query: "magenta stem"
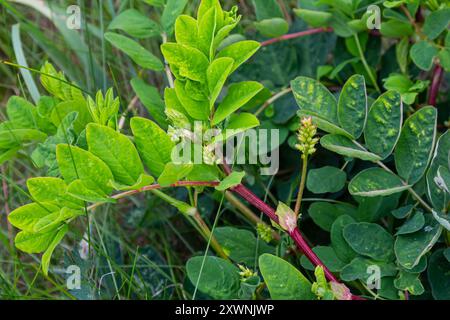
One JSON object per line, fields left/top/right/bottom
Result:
{"left": 428, "top": 64, "right": 443, "bottom": 106}
{"left": 260, "top": 27, "right": 333, "bottom": 47}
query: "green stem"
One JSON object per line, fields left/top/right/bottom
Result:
{"left": 294, "top": 155, "right": 308, "bottom": 216}
{"left": 353, "top": 34, "right": 381, "bottom": 93}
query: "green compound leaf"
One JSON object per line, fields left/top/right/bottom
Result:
{"left": 306, "top": 166, "right": 346, "bottom": 194}
{"left": 161, "top": 0, "right": 189, "bottom": 35}
{"left": 320, "top": 134, "right": 381, "bottom": 161}
{"left": 428, "top": 249, "right": 450, "bottom": 300}
{"left": 215, "top": 171, "right": 245, "bottom": 191}
{"left": 300, "top": 246, "right": 346, "bottom": 272}
{"left": 175, "top": 15, "right": 198, "bottom": 47}
{"left": 42, "top": 224, "right": 68, "bottom": 276}
{"left": 340, "top": 257, "right": 397, "bottom": 282}
{"left": 161, "top": 43, "right": 209, "bottom": 82}
{"left": 394, "top": 106, "right": 437, "bottom": 184}
{"left": 348, "top": 167, "right": 410, "bottom": 197}
{"left": 6, "top": 96, "right": 37, "bottom": 129}
{"left": 67, "top": 180, "right": 115, "bottom": 203}
{"left": 130, "top": 117, "right": 174, "bottom": 177}
{"left": 331, "top": 215, "right": 358, "bottom": 263}
{"left": 130, "top": 78, "right": 167, "bottom": 129}
{"left": 395, "top": 215, "right": 442, "bottom": 269}
{"left": 396, "top": 211, "right": 425, "bottom": 235}
{"left": 394, "top": 270, "right": 424, "bottom": 296}
{"left": 426, "top": 131, "right": 450, "bottom": 212}
{"left": 254, "top": 18, "right": 289, "bottom": 38}
{"left": 423, "top": 8, "right": 450, "bottom": 40}
{"left": 186, "top": 255, "right": 240, "bottom": 299}
{"left": 308, "top": 202, "right": 357, "bottom": 232}
{"left": 174, "top": 79, "right": 210, "bottom": 120}
{"left": 56, "top": 144, "right": 113, "bottom": 195}
{"left": 343, "top": 222, "right": 395, "bottom": 261}
{"left": 294, "top": 8, "right": 332, "bottom": 27}
{"left": 291, "top": 76, "right": 338, "bottom": 127}
{"left": 8, "top": 202, "right": 59, "bottom": 232}
{"left": 337, "top": 74, "right": 367, "bottom": 139}
{"left": 410, "top": 40, "right": 438, "bottom": 71}
{"left": 27, "top": 177, "right": 83, "bottom": 209}
{"left": 108, "top": 9, "right": 161, "bottom": 38}
{"left": 14, "top": 229, "right": 59, "bottom": 254}
{"left": 225, "top": 113, "right": 260, "bottom": 131}
{"left": 364, "top": 91, "right": 403, "bottom": 160}
{"left": 0, "top": 128, "right": 46, "bottom": 149}
{"left": 157, "top": 162, "right": 193, "bottom": 187}
{"left": 104, "top": 32, "right": 163, "bottom": 71}
{"left": 212, "top": 81, "right": 263, "bottom": 125}
{"left": 86, "top": 123, "right": 144, "bottom": 186}
{"left": 259, "top": 254, "right": 315, "bottom": 300}
{"left": 214, "top": 227, "right": 274, "bottom": 267}
{"left": 216, "top": 40, "right": 260, "bottom": 72}
{"left": 207, "top": 57, "right": 234, "bottom": 107}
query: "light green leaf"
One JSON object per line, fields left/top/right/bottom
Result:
{"left": 108, "top": 9, "right": 161, "bottom": 38}
{"left": 364, "top": 91, "right": 403, "bottom": 159}
{"left": 50, "top": 100, "right": 92, "bottom": 134}
{"left": 56, "top": 144, "right": 113, "bottom": 195}
{"left": 67, "top": 179, "right": 115, "bottom": 203}
{"left": 225, "top": 113, "right": 260, "bottom": 131}
{"left": 130, "top": 117, "right": 174, "bottom": 177}
{"left": 410, "top": 41, "right": 438, "bottom": 71}
{"left": 380, "top": 20, "right": 413, "bottom": 38}
{"left": 212, "top": 81, "right": 263, "bottom": 125}
{"left": 215, "top": 171, "right": 245, "bottom": 191}
{"left": 395, "top": 215, "right": 442, "bottom": 269}
{"left": 6, "top": 96, "right": 36, "bottom": 129}
{"left": 186, "top": 255, "right": 240, "bottom": 299}
{"left": 294, "top": 9, "right": 332, "bottom": 27}
{"left": 207, "top": 57, "right": 234, "bottom": 107}
{"left": 254, "top": 18, "right": 289, "bottom": 38}
{"left": 42, "top": 224, "right": 68, "bottom": 275}
{"left": 33, "top": 207, "right": 82, "bottom": 233}
{"left": 259, "top": 254, "right": 314, "bottom": 300}
{"left": 27, "top": 177, "right": 83, "bottom": 209}
{"left": 175, "top": 15, "right": 198, "bottom": 47}
{"left": 86, "top": 123, "right": 144, "bottom": 186}
{"left": 0, "top": 147, "right": 20, "bottom": 165}
{"left": 320, "top": 134, "right": 381, "bottom": 161}
{"left": 306, "top": 166, "right": 346, "bottom": 194}
{"left": 216, "top": 40, "right": 260, "bottom": 72}
{"left": 252, "top": 0, "right": 283, "bottom": 20}
{"left": 130, "top": 78, "right": 167, "bottom": 129}
{"left": 349, "top": 168, "right": 410, "bottom": 197}
{"left": 198, "top": 6, "right": 217, "bottom": 58}
{"left": 8, "top": 202, "right": 59, "bottom": 232}
{"left": 15, "top": 229, "right": 58, "bottom": 253}
{"left": 174, "top": 79, "right": 210, "bottom": 120}
{"left": 395, "top": 106, "right": 437, "bottom": 184}
{"left": 396, "top": 37, "right": 409, "bottom": 74}
{"left": 423, "top": 8, "right": 450, "bottom": 40}
{"left": 0, "top": 128, "right": 46, "bottom": 149}
{"left": 214, "top": 227, "right": 274, "bottom": 267}
{"left": 109, "top": 174, "right": 155, "bottom": 191}
{"left": 343, "top": 222, "right": 395, "bottom": 261}
{"left": 337, "top": 75, "right": 367, "bottom": 139}
{"left": 161, "top": 43, "right": 209, "bottom": 82}
{"left": 105, "top": 32, "right": 163, "bottom": 71}
{"left": 158, "top": 162, "right": 193, "bottom": 187}
{"left": 426, "top": 131, "right": 450, "bottom": 212}
{"left": 161, "top": 0, "right": 189, "bottom": 35}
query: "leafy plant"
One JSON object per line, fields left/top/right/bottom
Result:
{"left": 0, "top": 0, "right": 449, "bottom": 301}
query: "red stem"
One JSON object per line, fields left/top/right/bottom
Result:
{"left": 428, "top": 64, "right": 443, "bottom": 106}
{"left": 260, "top": 27, "right": 333, "bottom": 47}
